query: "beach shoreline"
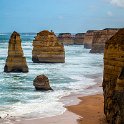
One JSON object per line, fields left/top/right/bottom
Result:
{"left": 13, "top": 94, "right": 106, "bottom": 124}
{"left": 9, "top": 76, "right": 107, "bottom": 124}
{"left": 0, "top": 91, "right": 107, "bottom": 124}
{"left": 0, "top": 75, "right": 105, "bottom": 124}
{"left": 67, "top": 94, "right": 107, "bottom": 124}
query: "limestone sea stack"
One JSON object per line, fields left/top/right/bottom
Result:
{"left": 33, "top": 75, "right": 53, "bottom": 91}
{"left": 57, "top": 33, "right": 74, "bottom": 45}
{"left": 32, "top": 30, "right": 65, "bottom": 63}
{"left": 4, "top": 31, "right": 28, "bottom": 72}
{"left": 90, "top": 28, "right": 119, "bottom": 53}
{"left": 74, "top": 33, "right": 85, "bottom": 45}
{"left": 103, "top": 29, "right": 124, "bottom": 124}
{"left": 83, "top": 30, "right": 97, "bottom": 49}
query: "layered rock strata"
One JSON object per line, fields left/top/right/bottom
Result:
{"left": 32, "top": 30, "right": 65, "bottom": 63}
{"left": 74, "top": 33, "right": 85, "bottom": 45}
{"left": 57, "top": 33, "right": 74, "bottom": 45}
{"left": 4, "top": 31, "right": 28, "bottom": 72}
{"left": 83, "top": 30, "right": 97, "bottom": 49}
{"left": 90, "top": 28, "right": 119, "bottom": 53}
{"left": 103, "top": 29, "right": 124, "bottom": 124}
{"left": 33, "top": 75, "right": 53, "bottom": 91}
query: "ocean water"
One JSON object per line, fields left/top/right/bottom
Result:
{"left": 0, "top": 33, "right": 103, "bottom": 121}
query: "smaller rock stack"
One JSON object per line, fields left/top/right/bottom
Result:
{"left": 33, "top": 75, "right": 53, "bottom": 91}
{"left": 74, "top": 33, "right": 85, "bottom": 45}
{"left": 57, "top": 33, "right": 74, "bottom": 45}
{"left": 4, "top": 31, "right": 28, "bottom": 73}
{"left": 32, "top": 30, "right": 65, "bottom": 63}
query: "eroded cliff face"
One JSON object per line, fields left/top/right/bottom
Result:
{"left": 32, "top": 30, "right": 65, "bottom": 63}
{"left": 83, "top": 30, "right": 97, "bottom": 49}
{"left": 4, "top": 31, "right": 28, "bottom": 72}
{"left": 74, "top": 33, "right": 85, "bottom": 45}
{"left": 103, "top": 29, "right": 124, "bottom": 124}
{"left": 57, "top": 33, "right": 74, "bottom": 45}
{"left": 90, "top": 29, "right": 119, "bottom": 53}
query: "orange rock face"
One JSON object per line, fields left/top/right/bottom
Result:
{"left": 32, "top": 30, "right": 65, "bottom": 63}
{"left": 103, "top": 29, "right": 124, "bottom": 124}
{"left": 57, "top": 33, "right": 74, "bottom": 45}
{"left": 74, "top": 33, "right": 85, "bottom": 45}
{"left": 4, "top": 31, "right": 28, "bottom": 72}
{"left": 90, "top": 28, "right": 119, "bottom": 53}
{"left": 83, "top": 30, "right": 97, "bottom": 49}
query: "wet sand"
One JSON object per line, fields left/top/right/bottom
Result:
{"left": 11, "top": 76, "right": 107, "bottom": 124}
{"left": 67, "top": 94, "right": 107, "bottom": 124}
{"left": 14, "top": 111, "right": 79, "bottom": 124}
{"left": 13, "top": 94, "right": 107, "bottom": 124}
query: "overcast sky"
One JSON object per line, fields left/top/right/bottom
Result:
{"left": 0, "top": 0, "right": 124, "bottom": 33}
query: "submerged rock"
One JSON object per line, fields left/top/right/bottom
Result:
{"left": 103, "top": 28, "right": 124, "bottom": 124}
{"left": 33, "top": 75, "right": 53, "bottom": 91}
{"left": 4, "top": 31, "right": 28, "bottom": 73}
{"left": 32, "top": 30, "right": 65, "bottom": 63}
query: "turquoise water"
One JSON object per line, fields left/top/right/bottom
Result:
{"left": 0, "top": 34, "right": 103, "bottom": 120}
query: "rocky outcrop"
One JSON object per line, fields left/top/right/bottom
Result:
{"left": 83, "top": 30, "right": 97, "bottom": 49}
{"left": 74, "top": 33, "right": 85, "bottom": 45}
{"left": 103, "top": 29, "right": 124, "bottom": 124}
{"left": 4, "top": 31, "right": 28, "bottom": 72}
{"left": 32, "top": 30, "right": 65, "bottom": 63}
{"left": 57, "top": 33, "right": 74, "bottom": 45}
{"left": 90, "top": 28, "right": 119, "bottom": 53}
{"left": 33, "top": 75, "right": 53, "bottom": 90}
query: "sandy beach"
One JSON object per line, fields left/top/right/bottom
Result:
{"left": 13, "top": 94, "right": 107, "bottom": 124}
{"left": 67, "top": 94, "right": 107, "bottom": 124}
{"left": 0, "top": 76, "right": 105, "bottom": 124}
{"left": 8, "top": 76, "right": 106, "bottom": 124}
{"left": 13, "top": 93, "right": 107, "bottom": 124}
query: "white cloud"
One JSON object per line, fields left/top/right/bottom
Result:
{"left": 107, "top": 11, "right": 113, "bottom": 16}
{"left": 109, "top": 0, "right": 124, "bottom": 7}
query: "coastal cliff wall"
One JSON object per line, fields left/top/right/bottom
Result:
{"left": 57, "top": 33, "right": 74, "bottom": 45}
{"left": 83, "top": 30, "right": 96, "bottom": 49}
{"left": 90, "top": 29, "right": 118, "bottom": 53}
{"left": 74, "top": 33, "right": 85, "bottom": 45}
{"left": 32, "top": 30, "right": 65, "bottom": 63}
{"left": 103, "top": 29, "right": 124, "bottom": 124}
{"left": 4, "top": 31, "right": 28, "bottom": 72}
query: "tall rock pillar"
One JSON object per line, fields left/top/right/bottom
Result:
{"left": 4, "top": 31, "right": 28, "bottom": 72}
